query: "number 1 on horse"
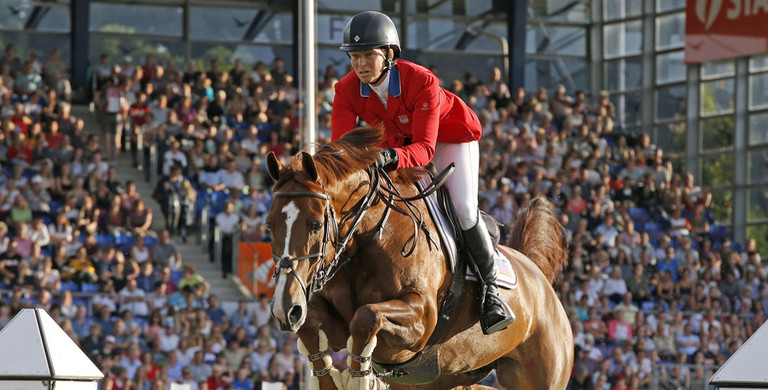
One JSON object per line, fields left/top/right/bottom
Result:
{"left": 266, "top": 128, "right": 574, "bottom": 390}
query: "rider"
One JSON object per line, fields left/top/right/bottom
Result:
{"left": 331, "top": 11, "right": 515, "bottom": 335}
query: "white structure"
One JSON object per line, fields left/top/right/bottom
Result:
{"left": 710, "top": 320, "right": 768, "bottom": 389}
{"left": 0, "top": 308, "right": 103, "bottom": 390}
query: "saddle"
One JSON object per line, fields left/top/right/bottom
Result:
{"left": 370, "top": 167, "right": 515, "bottom": 385}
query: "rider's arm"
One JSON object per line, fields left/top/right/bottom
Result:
{"left": 331, "top": 80, "right": 359, "bottom": 141}
{"left": 391, "top": 72, "right": 441, "bottom": 169}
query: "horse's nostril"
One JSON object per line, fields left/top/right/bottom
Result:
{"left": 287, "top": 305, "right": 303, "bottom": 326}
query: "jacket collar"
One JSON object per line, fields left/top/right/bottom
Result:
{"left": 359, "top": 65, "right": 401, "bottom": 98}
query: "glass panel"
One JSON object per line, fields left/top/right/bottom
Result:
{"left": 89, "top": 37, "right": 185, "bottom": 73}
{"left": 465, "top": 0, "right": 496, "bottom": 16}
{"left": 524, "top": 58, "right": 589, "bottom": 94}
{"left": 654, "top": 123, "right": 686, "bottom": 155}
{"left": 750, "top": 54, "right": 768, "bottom": 72}
{"left": 318, "top": 14, "right": 357, "bottom": 46}
{"left": 604, "top": 0, "right": 643, "bottom": 21}
{"left": 612, "top": 91, "right": 642, "bottom": 128}
{"left": 318, "top": 47, "right": 352, "bottom": 82}
{"left": 322, "top": 0, "right": 392, "bottom": 12}
{"left": 190, "top": 8, "right": 293, "bottom": 44}
{"left": 657, "top": 0, "right": 686, "bottom": 12}
{"left": 656, "top": 51, "right": 686, "bottom": 84}
{"left": 0, "top": 33, "right": 70, "bottom": 69}
{"left": 411, "top": 52, "right": 503, "bottom": 87}
{"left": 709, "top": 189, "right": 733, "bottom": 225}
{"left": 526, "top": 25, "right": 587, "bottom": 57}
{"left": 749, "top": 112, "right": 768, "bottom": 146}
{"left": 656, "top": 13, "right": 685, "bottom": 50}
{"left": 748, "top": 150, "right": 768, "bottom": 184}
{"left": 604, "top": 21, "right": 643, "bottom": 58}
{"left": 90, "top": 3, "right": 182, "bottom": 37}
{"left": 701, "top": 116, "right": 734, "bottom": 151}
{"left": 701, "top": 60, "right": 735, "bottom": 79}
{"left": 190, "top": 43, "right": 293, "bottom": 74}
{"left": 403, "top": 0, "right": 493, "bottom": 15}
{"left": 407, "top": 19, "right": 508, "bottom": 54}
{"left": 604, "top": 56, "right": 641, "bottom": 92}
{"left": 529, "top": 0, "right": 590, "bottom": 22}
{"left": 700, "top": 79, "right": 735, "bottom": 116}
{"left": 748, "top": 190, "right": 768, "bottom": 221}
{"left": 750, "top": 73, "right": 768, "bottom": 110}
{"left": 700, "top": 154, "right": 734, "bottom": 187}
{"left": 746, "top": 225, "right": 768, "bottom": 258}
{"left": 656, "top": 85, "right": 686, "bottom": 121}
{"left": 0, "top": 1, "right": 69, "bottom": 32}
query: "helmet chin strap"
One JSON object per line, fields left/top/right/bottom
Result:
{"left": 369, "top": 47, "right": 392, "bottom": 86}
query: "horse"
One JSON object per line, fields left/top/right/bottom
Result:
{"left": 266, "top": 127, "right": 573, "bottom": 390}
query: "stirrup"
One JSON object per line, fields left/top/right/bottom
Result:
{"left": 481, "top": 290, "right": 516, "bottom": 335}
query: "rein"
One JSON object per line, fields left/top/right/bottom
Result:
{"left": 272, "top": 168, "right": 381, "bottom": 301}
{"left": 271, "top": 164, "right": 453, "bottom": 301}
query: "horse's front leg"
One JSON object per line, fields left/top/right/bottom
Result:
{"left": 344, "top": 292, "right": 430, "bottom": 390}
{"left": 297, "top": 297, "right": 350, "bottom": 390}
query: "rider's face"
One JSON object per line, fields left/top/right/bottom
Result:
{"left": 349, "top": 49, "right": 387, "bottom": 86}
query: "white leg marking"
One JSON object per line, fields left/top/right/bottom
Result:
{"left": 281, "top": 201, "right": 300, "bottom": 258}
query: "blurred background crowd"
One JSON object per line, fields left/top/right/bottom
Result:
{"left": 0, "top": 43, "right": 764, "bottom": 390}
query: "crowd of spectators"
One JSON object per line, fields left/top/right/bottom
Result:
{"left": 0, "top": 41, "right": 766, "bottom": 390}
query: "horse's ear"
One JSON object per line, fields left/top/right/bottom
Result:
{"left": 301, "top": 151, "right": 318, "bottom": 182}
{"left": 266, "top": 152, "right": 281, "bottom": 181}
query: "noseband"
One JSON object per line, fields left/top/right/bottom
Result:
{"left": 272, "top": 168, "right": 381, "bottom": 301}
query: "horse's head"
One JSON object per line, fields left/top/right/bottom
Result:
{"left": 266, "top": 151, "right": 335, "bottom": 332}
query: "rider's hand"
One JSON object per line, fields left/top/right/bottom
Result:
{"left": 374, "top": 147, "right": 399, "bottom": 171}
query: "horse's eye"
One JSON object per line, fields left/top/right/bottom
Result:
{"left": 311, "top": 221, "right": 323, "bottom": 233}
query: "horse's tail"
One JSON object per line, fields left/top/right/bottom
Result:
{"left": 506, "top": 196, "right": 569, "bottom": 284}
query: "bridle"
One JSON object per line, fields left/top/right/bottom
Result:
{"left": 271, "top": 167, "right": 381, "bottom": 301}
{"left": 271, "top": 164, "right": 453, "bottom": 301}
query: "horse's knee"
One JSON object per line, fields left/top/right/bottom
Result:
{"left": 350, "top": 304, "right": 381, "bottom": 338}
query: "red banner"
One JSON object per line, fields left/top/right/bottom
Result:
{"left": 685, "top": 0, "right": 768, "bottom": 64}
{"left": 237, "top": 242, "right": 276, "bottom": 298}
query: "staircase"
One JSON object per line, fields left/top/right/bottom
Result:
{"left": 73, "top": 105, "right": 248, "bottom": 301}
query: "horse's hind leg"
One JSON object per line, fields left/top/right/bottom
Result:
{"left": 495, "top": 331, "right": 572, "bottom": 389}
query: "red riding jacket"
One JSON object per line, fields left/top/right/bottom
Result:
{"left": 331, "top": 60, "right": 482, "bottom": 169}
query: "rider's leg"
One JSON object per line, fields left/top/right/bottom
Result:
{"left": 432, "top": 141, "right": 515, "bottom": 335}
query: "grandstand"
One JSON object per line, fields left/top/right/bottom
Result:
{"left": 0, "top": 1, "right": 766, "bottom": 390}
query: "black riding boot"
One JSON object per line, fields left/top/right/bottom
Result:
{"left": 463, "top": 216, "right": 516, "bottom": 335}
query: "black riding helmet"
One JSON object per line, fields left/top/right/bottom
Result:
{"left": 340, "top": 11, "right": 401, "bottom": 58}
{"left": 340, "top": 11, "right": 401, "bottom": 85}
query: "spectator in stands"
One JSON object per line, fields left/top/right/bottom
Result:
{"left": 95, "top": 65, "right": 125, "bottom": 162}
{"left": 150, "top": 229, "right": 181, "bottom": 270}
{"left": 15, "top": 61, "right": 43, "bottom": 96}
{"left": 120, "top": 278, "right": 150, "bottom": 317}
{"left": 215, "top": 201, "right": 243, "bottom": 278}
{"left": 221, "top": 159, "right": 245, "bottom": 195}
{"left": 178, "top": 264, "right": 209, "bottom": 296}
{"left": 127, "top": 198, "right": 153, "bottom": 234}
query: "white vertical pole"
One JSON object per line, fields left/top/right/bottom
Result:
{"left": 298, "top": 5, "right": 317, "bottom": 389}
{"left": 300, "top": 0, "right": 317, "bottom": 154}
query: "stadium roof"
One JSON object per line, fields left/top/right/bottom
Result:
{"left": 710, "top": 320, "right": 768, "bottom": 388}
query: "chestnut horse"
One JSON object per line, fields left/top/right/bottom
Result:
{"left": 266, "top": 128, "right": 573, "bottom": 390}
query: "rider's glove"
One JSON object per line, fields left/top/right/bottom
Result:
{"left": 374, "top": 147, "right": 399, "bottom": 171}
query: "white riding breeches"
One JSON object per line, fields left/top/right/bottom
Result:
{"left": 431, "top": 141, "right": 479, "bottom": 231}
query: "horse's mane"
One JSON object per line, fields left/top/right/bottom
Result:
{"left": 277, "top": 126, "right": 424, "bottom": 188}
